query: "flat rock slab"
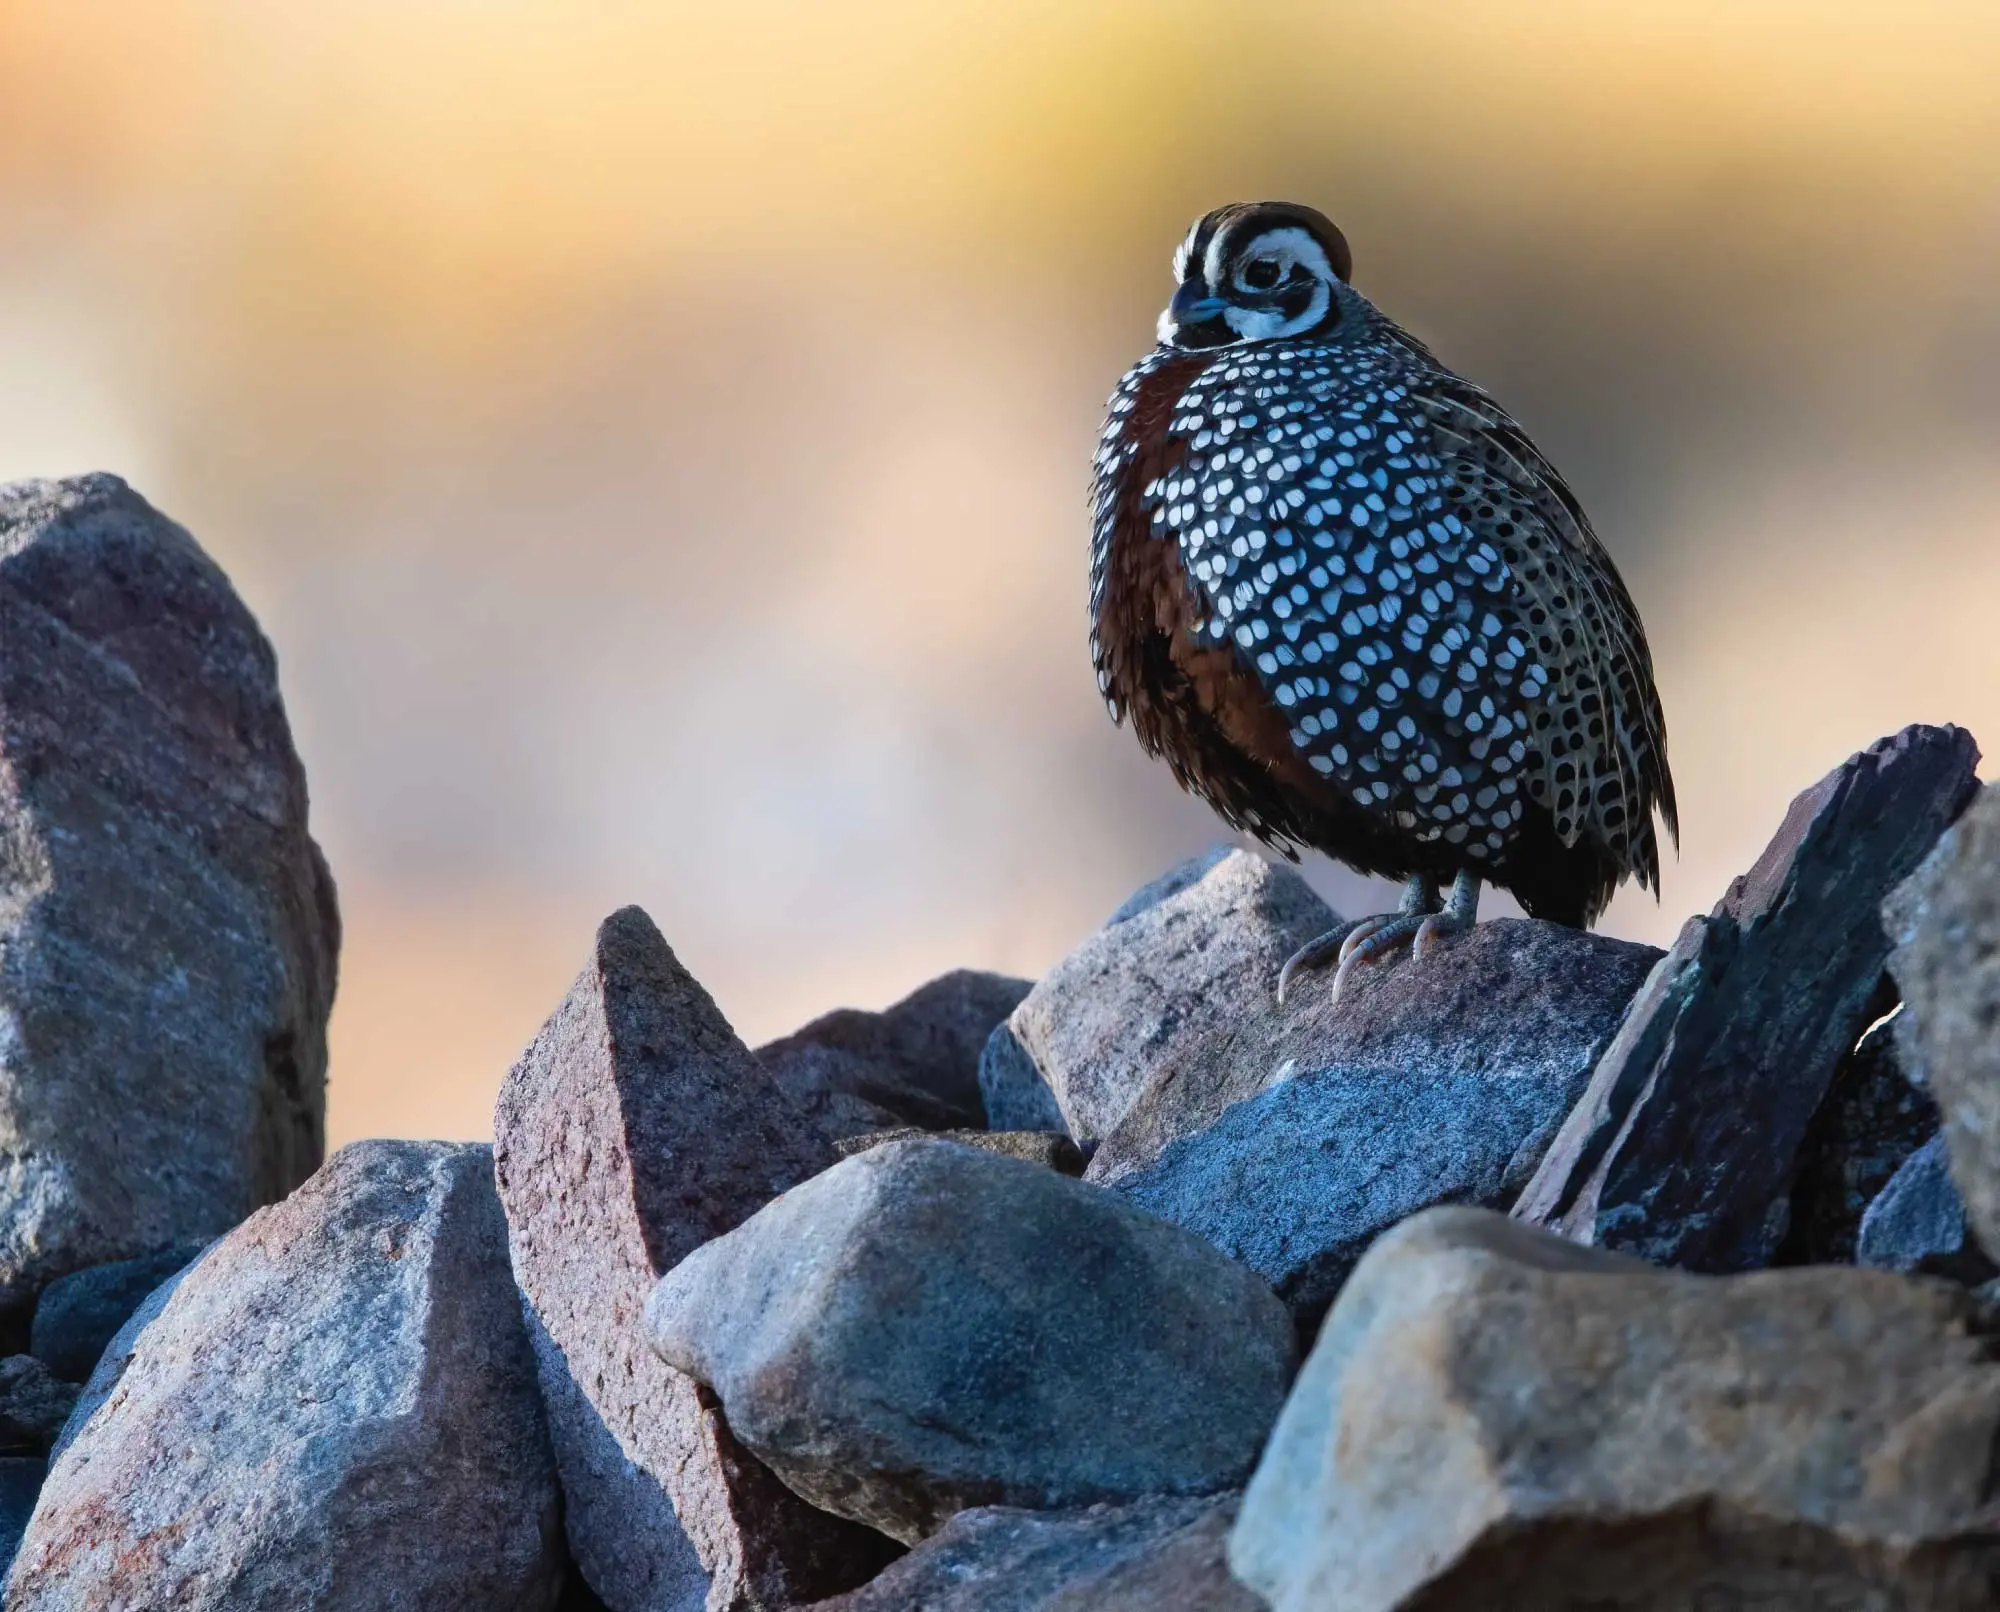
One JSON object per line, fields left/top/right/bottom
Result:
{"left": 1091, "top": 918, "right": 1657, "bottom": 1187}
{"left": 29, "top": 1243, "right": 207, "bottom": 1385}
{"left": 493, "top": 907, "right": 895, "bottom": 1612}
{"left": 646, "top": 1138, "right": 1296, "bottom": 1546}
{"left": 8, "top": 1141, "right": 564, "bottom": 1611}
{"left": 1888, "top": 783, "right": 2000, "bottom": 1257}
{"left": 833, "top": 1128, "right": 1085, "bottom": 1176}
{"left": 0, "top": 475, "right": 340, "bottom": 1308}
{"left": 1008, "top": 850, "right": 1336, "bottom": 1144}
{"left": 757, "top": 969, "right": 1029, "bottom": 1138}
{"left": 1233, "top": 1206, "right": 2000, "bottom": 1612}
{"left": 805, "top": 1494, "right": 1259, "bottom": 1612}
{"left": 1516, "top": 724, "right": 1981, "bottom": 1271}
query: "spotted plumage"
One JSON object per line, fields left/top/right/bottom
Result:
{"left": 1092, "top": 202, "right": 1675, "bottom": 935}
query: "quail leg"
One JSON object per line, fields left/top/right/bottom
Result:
{"left": 1277, "top": 873, "right": 1438, "bottom": 1005}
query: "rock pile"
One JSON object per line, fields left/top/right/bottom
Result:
{"left": 0, "top": 474, "right": 1996, "bottom": 1611}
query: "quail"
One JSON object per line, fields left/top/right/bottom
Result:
{"left": 1090, "top": 202, "right": 1676, "bottom": 999}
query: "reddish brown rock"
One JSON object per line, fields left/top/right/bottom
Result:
{"left": 492, "top": 907, "right": 897, "bottom": 1612}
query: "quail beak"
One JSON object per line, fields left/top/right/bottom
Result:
{"left": 1169, "top": 281, "right": 1230, "bottom": 325}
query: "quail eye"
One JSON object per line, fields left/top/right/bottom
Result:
{"left": 1239, "top": 259, "right": 1284, "bottom": 292}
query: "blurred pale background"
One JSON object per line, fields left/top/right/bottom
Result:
{"left": 1, "top": 3, "right": 1995, "bottom": 1145}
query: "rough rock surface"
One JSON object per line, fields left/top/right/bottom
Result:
{"left": 29, "top": 1242, "right": 206, "bottom": 1384}
{"left": 1234, "top": 1205, "right": 2000, "bottom": 1612}
{"left": 832, "top": 1128, "right": 1085, "bottom": 1176}
{"left": 978, "top": 1022, "right": 1068, "bottom": 1134}
{"left": 0, "top": 1357, "right": 76, "bottom": 1455}
{"left": 1856, "top": 1135, "right": 1993, "bottom": 1281}
{"left": 1103, "top": 845, "right": 1235, "bottom": 927}
{"left": 0, "top": 1455, "right": 42, "bottom": 1581}
{"left": 493, "top": 907, "right": 895, "bottom": 1612}
{"left": 757, "top": 969, "right": 1030, "bottom": 1138}
{"left": 0, "top": 475, "right": 341, "bottom": 1308}
{"left": 1111, "top": 1049, "right": 1606, "bottom": 1329}
{"left": 45, "top": 1244, "right": 205, "bottom": 1468}
{"left": 806, "top": 1494, "right": 1259, "bottom": 1612}
{"left": 8, "top": 1141, "right": 564, "bottom": 1611}
{"left": 1007, "top": 850, "right": 1335, "bottom": 1144}
{"left": 646, "top": 1139, "right": 1296, "bottom": 1546}
{"left": 1888, "top": 783, "right": 2000, "bottom": 1257}
{"left": 1516, "top": 725, "right": 1981, "bottom": 1271}
{"left": 1090, "top": 918, "right": 1657, "bottom": 1187}
{"left": 1778, "top": 1018, "right": 1940, "bottom": 1267}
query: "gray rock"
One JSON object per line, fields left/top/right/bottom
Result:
{"left": 1888, "top": 783, "right": 2000, "bottom": 1258}
{"left": 492, "top": 907, "right": 896, "bottom": 1612}
{"left": 1857, "top": 1134, "right": 1992, "bottom": 1281}
{"left": 0, "top": 1457, "right": 42, "bottom": 1584}
{"left": 0, "top": 475, "right": 340, "bottom": 1310}
{"left": 0, "top": 1359, "right": 75, "bottom": 1456}
{"left": 806, "top": 1494, "right": 1260, "bottom": 1611}
{"left": 646, "top": 1138, "right": 1296, "bottom": 1547}
{"left": 978, "top": 1022, "right": 1069, "bottom": 1134}
{"left": 1110, "top": 1051, "right": 1597, "bottom": 1329}
{"left": 833, "top": 1129, "right": 1086, "bottom": 1176}
{"left": 29, "top": 1242, "right": 206, "bottom": 1383}
{"left": 1091, "top": 918, "right": 1657, "bottom": 1188}
{"left": 7, "top": 1141, "right": 564, "bottom": 1611}
{"left": 45, "top": 1243, "right": 207, "bottom": 1467}
{"left": 1103, "top": 845, "right": 1236, "bottom": 927}
{"left": 757, "top": 969, "right": 1031, "bottom": 1137}
{"left": 1232, "top": 1206, "right": 2000, "bottom": 1612}
{"left": 1008, "top": 851, "right": 1335, "bottom": 1144}
{"left": 1516, "top": 724, "right": 1981, "bottom": 1272}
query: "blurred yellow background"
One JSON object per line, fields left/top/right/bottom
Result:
{"left": 1, "top": 2, "right": 1995, "bottom": 1144}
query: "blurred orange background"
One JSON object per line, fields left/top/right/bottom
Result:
{"left": 1, "top": 2, "right": 1995, "bottom": 1144}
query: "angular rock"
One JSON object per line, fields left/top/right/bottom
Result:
{"left": 45, "top": 1243, "right": 206, "bottom": 1468}
{"left": 1857, "top": 1135, "right": 1994, "bottom": 1283}
{"left": 832, "top": 1128, "right": 1085, "bottom": 1176}
{"left": 646, "top": 1139, "right": 1296, "bottom": 1546}
{"left": 806, "top": 1494, "right": 1259, "bottom": 1612}
{"left": 1888, "top": 783, "right": 2000, "bottom": 1257}
{"left": 1778, "top": 1016, "right": 1940, "bottom": 1267}
{"left": 8, "top": 1141, "right": 563, "bottom": 1611}
{"left": 1516, "top": 724, "right": 1981, "bottom": 1271}
{"left": 1091, "top": 918, "right": 1657, "bottom": 1187}
{"left": 0, "top": 1358, "right": 76, "bottom": 1456}
{"left": 0, "top": 1456, "right": 43, "bottom": 1583}
{"left": 1103, "top": 845, "right": 1235, "bottom": 927}
{"left": 977, "top": 1022, "right": 1068, "bottom": 1134}
{"left": 1008, "top": 850, "right": 1335, "bottom": 1144}
{"left": 757, "top": 969, "right": 1031, "bottom": 1138}
{"left": 493, "top": 907, "right": 896, "bottom": 1612}
{"left": 0, "top": 476, "right": 340, "bottom": 1311}
{"left": 29, "top": 1242, "right": 206, "bottom": 1383}
{"left": 1233, "top": 1205, "right": 2000, "bottom": 1612}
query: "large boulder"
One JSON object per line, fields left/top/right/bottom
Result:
{"left": 7, "top": 1141, "right": 564, "bottom": 1611}
{"left": 492, "top": 907, "right": 895, "bottom": 1612}
{"left": 1006, "top": 851, "right": 1335, "bottom": 1144}
{"left": 0, "top": 475, "right": 340, "bottom": 1309}
{"left": 645, "top": 1138, "right": 1296, "bottom": 1547}
{"left": 1231, "top": 1206, "right": 2000, "bottom": 1612}
{"left": 1516, "top": 724, "right": 1981, "bottom": 1271}
{"left": 1888, "top": 783, "right": 2000, "bottom": 1256}
{"left": 1090, "top": 918, "right": 1657, "bottom": 1188}
{"left": 28, "top": 1242, "right": 207, "bottom": 1384}
{"left": 756, "top": 969, "right": 1030, "bottom": 1138}
{"left": 805, "top": 1494, "right": 1259, "bottom": 1612}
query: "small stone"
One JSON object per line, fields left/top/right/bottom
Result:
{"left": 1091, "top": 918, "right": 1656, "bottom": 1187}
{"left": 0, "top": 475, "right": 340, "bottom": 1311}
{"left": 1232, "top": 1206, "right": 2000, "bottom": 1612}
{"left": 833, "top": 1128, "right": 1086, "bottom": 1176}
{"left": 758, "top": 969, "right": 1031, "bottom": 1137}
{"left": 977, "top": 1022, "right": 1068, "bottom": 1134}
{"left": 0, "top": 1357, "right": 77, "bottom": 1455}
{"left": 29, "top": 1242, "right": 208, "bottom": 1383}
{"left": 1857, "top": 1135, "right": 1994, "bottom": 1282}
{"left": 1888, "top": 783, "right": 2000, "bottom": 1258}
{"left": 1008, "top": 850, "right": 1335, "bottom": 1144}
{"left": 645, "top": 1138, "right": 1296, "bottom": 1546}
{"left": 1516, "top": 724, "right": 1981, "bottom": 1271}
{"left": 805, "top": 1494, "right": 1260, "bottom": 1611}
{"left": 493, "top": 907, "right": 896, "bottom": 1612}
{"left": 8, "top": 1141, "right": 564, "bottom": 1611}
